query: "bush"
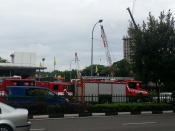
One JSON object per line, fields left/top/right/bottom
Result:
{"left": 9, "top": 102, "right": 173, "bottom": 115}
{"left": 87, "top": 103, "right": 172, "bottom": 113}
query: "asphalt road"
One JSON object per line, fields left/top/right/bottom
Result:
{"left": 30, "top": 113, "right": 175, "bottom": 131}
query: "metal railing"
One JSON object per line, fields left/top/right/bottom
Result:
{"left": 72, "top": 94, "right": 173, "bottom": 104}
{"left": 0, "top": 94, "right": 173, "bottom": 105}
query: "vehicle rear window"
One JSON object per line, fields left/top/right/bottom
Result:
{"left": 26, "top": 88, "right": 49, "bottom": 96}
{"left": 8, "top": 88, "right": 25, "bottom": 96}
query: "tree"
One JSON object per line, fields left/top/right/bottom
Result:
{"left": 0, "top": 57, "right": 7, "bottom": 63}
{"left": 81, "top": 65, "right": 109, "bottom": 76}
{"left": 112, "top": 59, "right": 132, "bottom": 77}
{"left": 128, "top": 10, "right": 175, "bottom": 91}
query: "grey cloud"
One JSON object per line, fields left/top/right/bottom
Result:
{"left": 0, "top": 0, "right": 174, "bottom": 71}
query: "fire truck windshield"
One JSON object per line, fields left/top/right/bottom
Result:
{"left": 128, "top": 82, "right": 137, "bottom": 89}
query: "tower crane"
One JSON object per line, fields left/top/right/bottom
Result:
{"left": 100, "top": 25, "right": 112, "bottom": 66}
{"left": 126, "top": 7, "right": 138, "bottom": 30}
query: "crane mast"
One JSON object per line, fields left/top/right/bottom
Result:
{"left": 126, "top": 7, "right": 138, "bottom": 30}
{"left": 100, "top": 25, "right": 112, "bottom": 66}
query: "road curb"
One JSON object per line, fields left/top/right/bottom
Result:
{"left": 30, "top": 110, "right": 174, "bottom": 119}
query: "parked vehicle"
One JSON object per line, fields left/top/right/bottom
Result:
{"left": 153, "top": 92, "right": 173, "bottom": 103}
{"left": 5, "top": 86, "right": 68, "bottom": 106}
{"left": 5, "top": 86, "right": 85, "bottom": 114}
{"left": 160, "top": 92, "right": 172, "bottom": 101}
{"left": 0, "top": 102, "right": 31, "bottom": 131}
{"left": 74, "top": 77, "right": 149, "bottom": 103}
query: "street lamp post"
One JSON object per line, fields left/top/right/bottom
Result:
{"left": 91, "top": 19, "right": 103, "bottom": 76}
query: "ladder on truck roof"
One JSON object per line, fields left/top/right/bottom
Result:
{"left": 82, "top": 76, "right": 134, "bottom": 80}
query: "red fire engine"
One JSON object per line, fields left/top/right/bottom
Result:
{"left": 0, "top": 77, "right": 35, "bottom": 94}
{"left": 0, "top": 77, "right": 73, "bottom": 96}
{"left": 73, "top": 77, "right": 149, "bottom": 102}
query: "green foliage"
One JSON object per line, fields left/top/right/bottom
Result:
{"left": 81, "top": 65, "right": 109, "bottom": 76}
{"left": 0, "top": 57, "right": 7, "bottom": 63}
{"left": 88, "top": 103, "right": 172, "bottom": 113}
{"left": 38, "top": 69, "right": 78, "bottom": 81}
{"left": 81, "top": 62, "right": 133, "bottom": 77}
{"left": 128, "top": 10, "right": 175, "bottom": 90}
{"left": 37, "top": 60, "right": 134, "bottom": 79}
{"left": 112, "top": 59, "right": 133, "bottom": 77}
{"left": 10, "top": 102, "right": 173, "bottom": 115}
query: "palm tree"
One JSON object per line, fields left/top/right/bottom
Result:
{"left": 0, "top": 57, "right": 7, "bottom": 63}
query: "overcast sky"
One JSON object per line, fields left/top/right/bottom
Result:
{"left": 0, "top": 0, "right": 175, "bottom": 71}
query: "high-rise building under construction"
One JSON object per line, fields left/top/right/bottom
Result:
{"left": 123, "top": 36, "right": 133, "bottom": 63}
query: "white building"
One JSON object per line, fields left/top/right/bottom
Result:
{"left": 0, "top": 52, "right": 46, "bottom": 78}
{"left": 10, "top": 52, "right": 36, "bottom": 67}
